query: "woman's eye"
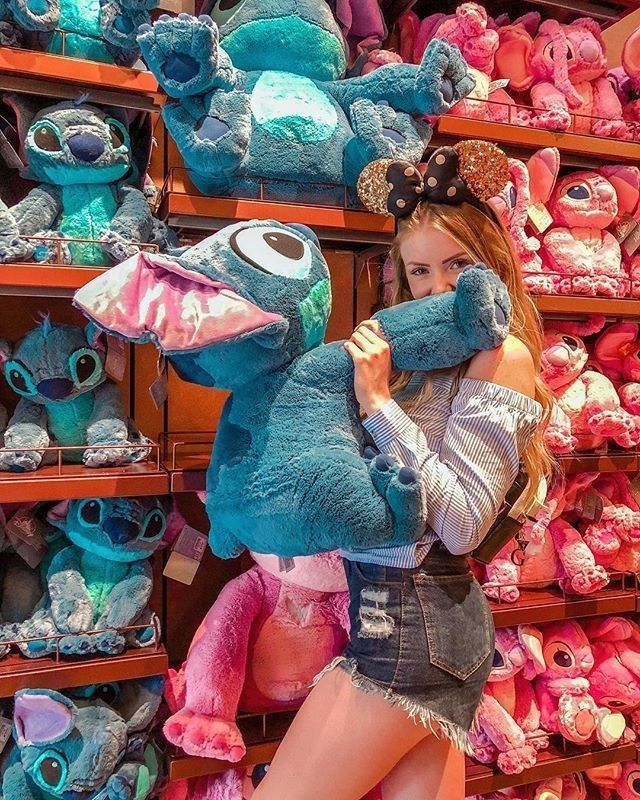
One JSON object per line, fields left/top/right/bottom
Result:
{"left": 411, "top": 267, "right": 427, "bottom": 276}
{"left": 450, "top": 260, "right": 470, "bottom": 271}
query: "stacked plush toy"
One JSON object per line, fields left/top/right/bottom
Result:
{"left": 0, "top": 677, "right": 165, "bottom": 800}
{"left": 0, "top": 96, "right": 178, "bottom": 267}
{"left": 133, "top": 1, "right": 475, "bottom": 203}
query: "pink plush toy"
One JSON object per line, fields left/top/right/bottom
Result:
{"left": 468, "top": 773, "right": 587, "bottom": 800}
{"left": 163, "top": 551, "right": 349, "bottom": 761}
{"left": 527, "top": 620, "right": 626, "bottom": 747}
{"left": 608, "top": 27, "right": 640, "bottom": 141}
{"left": 587, "top": 760, "right": 640, "bottom": 800}
{"left": 469, "top": 626, "right": 549, "bottom": 774}
{"left": 493, "top": 17, "right": 627, "bottom": 137}
{"left": 479, "top": 473, "right": 609, "bottom": 603}
{"left": 542, "top": 327, "right": 640, "bottom": 450}
{"left": 594, "top": 323, "right": 640, "bottom": 416}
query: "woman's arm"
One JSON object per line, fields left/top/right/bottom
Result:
{"left": 358, "top": 336, "right": 540, "bottom": 554}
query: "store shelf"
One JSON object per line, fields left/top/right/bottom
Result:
{"left": 533, "top": 295, "right": 640, "bottom": 319}
{"left": 464, "top": 742, "right": 636, "bottom": 795}
{"left": 489, "top": 581, "right": 637, "bottom": 627}
{"left": 0, "top": 46, "right": 162, "bottom": 112}
{"left": 558, "top": 452, "right": 640, "bottom": 474}
{"left": 434, "top": 116, "right": 640, "bottom": 167}
{"left": 0, "top": 263, "right": 106, "bottom": 297}
{"left": 0, "top": 646, "right": 168, "bottom": 697}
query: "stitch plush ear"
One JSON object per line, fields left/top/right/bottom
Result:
{"left": 494, "top": 22, "right": 535, "bottom": 90}
{"left": 159, "top": 496, "right": 186, "bottom": 547}
{"left": 14, "top": 690, "right": 77, "bottom": 745}
{"left": 601, "top": 165, "right": 640, "bottom": 219}
{"left": 623, "top": 26, "right": 640, "bottom": 79}
{"left": 594, "top": 322, "right": 639, "bottom": 382}
{"left": 551, "top": 315, "right": 607, "bottom": 338}
{"left": 2, "top": 94, "right": 41, "bottom": 163}
{"left": 527, "top": 148, "right": 560, "bottom": 205}
{"left": 84, "top": 322, "right": 108, "bottom": 356}
{"left": 0, "top": 339, "right": 12, "bottom": 365}
{"left": 518, "top": 624, "right": 546, "bottom": 675}
{"left": 46, "top": 500, "right": 71, "bottom": 528}
{"left": 584, "top": 763, "right": 622, "bottom": 787}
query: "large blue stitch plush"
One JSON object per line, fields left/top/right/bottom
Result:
{"left": 75, "top": 219, "right": 511, "bottom": 558}
{"left": 0, "top": 96, "right": 177, "bottom": 267}
{"left": 17, "top": 495, "right": 180, "bottom": 658}
{"left": 135, "top": 0, "right": 475, "bottom": 202}
{"left": 0, "top": 677, "right": 164, "bottom": 800}
{"left": 0, "top": 319, "right": 150, "bottom": 472}
{"left": 0, "top": 0, "right": 156, "bottom": 65}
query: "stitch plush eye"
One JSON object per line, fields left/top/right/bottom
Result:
{"left": 599, "top": 696, "right": 626, "bottom": 709}
{"left": 32, "top": 123, "right": 62, "bottom": 152}
{"left": 544, "top": 641, "right": 575, "bottom": 670}
{"left": 229, "top": 226, "right": 312, "bottom": 278}
{"left": 492, "top": 649, "right": 504, "bottom": 668}
{"left": 209, "top": 0, "right": 246, "bottom": 25}
{"left": 33, "top": 751, "right": 68, "bottom": 793}
{"left": 251, "top": 764, "right": 270, "bottom": 788}
{"left": 93, "top": 682, "right": 120, "bottom": 705}
{"left": 562, "top": 336, "right": 578, "bottom": 350}
{"left": 508, "top": 185, "right": 517, "bottom": 207}
{"left": 627, "top": 770, "right": 640, "bottom": 795}
{"left": 106, "top": 119, "right": 127, "bottom": 150}
{"left": 69, "top": 348, "right": 102, "bottom": 388}
{"left": 141, "top": 508, "right": 166, "bottom": 540}
{"left": 565, "top": 184, "right": 590, "bottom": 200}
{"left": 5, "top": 360, "right": 37, "bottom": 397}
{"left": 79, "top": 499, "right": 103, "bottom": 527}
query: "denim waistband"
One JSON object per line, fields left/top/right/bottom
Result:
{"left": 347, "top": 542, "right": 470, "bottom": 586}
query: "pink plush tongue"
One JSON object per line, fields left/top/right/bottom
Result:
{"left": 74, "top": 251, "right": 283, "bottom": 352}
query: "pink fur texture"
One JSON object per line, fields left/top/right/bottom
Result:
{"left": 587, "top": 760, "right": 640, "bottom": 799}
{"left": 163, "top": 552, "right": 349, "bottom": 761}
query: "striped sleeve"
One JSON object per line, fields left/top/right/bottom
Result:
{"left": 362, "top": 378, "right": 542, "bottom": 556}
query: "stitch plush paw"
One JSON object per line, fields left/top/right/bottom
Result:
{"left": 349, "top": 99, "right": 428, "bottom": 165}
{"left": 99, "top": 231, "right": 141, "bottom": 263}
{"left": 496, "top": 743, "right": 537, "bottom": 775}
{"left": 163, "top": 709, "right": 246, "bottom": 761}
{"left": 32, "top": 230, "right": 73, "bottom": 264}
{"left": 453, "top": 266, "right": 510, "bottom": 352}
{"left": 366, "top": 454, "right": 422, "bottom": 546}
{"left": 107, "top": 773, "right": 135, "bottom": 800}
{"left": 415, "top": 39, "right": 475, "bottom": 116}
{"left": 530, "top": 108, "right": 572, "bottom": 132}
{"left": 563, "top": 564, "right": 609, "bottom": 595}
{"left": 83, "top": 443, "right": 150, "bottom": 468}
{"left": 0, "top": 235, "right": 36, "bottom": 264}
{"left": 0, "top": 449, "right": 42, "bottom": 472}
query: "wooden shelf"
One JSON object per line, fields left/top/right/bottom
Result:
{"left": 434, "top": 116, "right": 640, "bottom": 167}
{"left": 0, "top": 646, "right": 168, "bottom": 697}
{"left": 533, "top": 295, "right": 640, "bottom": 319}
{"left": 160, "top": 192, "right": 395, "bottom": 245}
{"left": 0, "top": 47, "right": 162, "bottom": 112}
{"left": 558, "top": 452, "right": 640, "bottom": 474}
{"left": 465, "top": 742, "right": 636, "bottom": 795}
{"left": 0, "top": 461, "right": 169, "bottom": 502}
{"left": 0, "top": 263, "right": 106, "bottom": 297}
{"left": 489, "top": 583, "right": 637, "bottom": 627}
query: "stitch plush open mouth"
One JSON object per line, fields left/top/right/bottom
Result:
{"left": 74, "top": 251, "right": 284, "bottom": 353}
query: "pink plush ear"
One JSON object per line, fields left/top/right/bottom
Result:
{"left": 582, "top": 616, "right": 634, "bottom": 642}
{"left": 14, "top": 691, "right": 76, "bottom": 745}
{"left": 0, "top": 339, "right": 12, "bottom": 365}
{"left": 511, "top": 11, "right": 541, "bottom": 36}
{"left": 584, "top": 763, "right": 622, "bottom": 787}
{"left": 552, "top": 315, "right": 607, "bottom": 338}
{"left": 601, "top": 165, "right": 640, "bottom": 219}
{"left": 538, "top": 20, "right": 583, "bottom": 108}
{"left": 414, "top": 12, "right": 448, "bottom": 62}
{"left": 398, "top": 11, "right": 419, "bottom": 63}
{"left": 163, "top": 500, "right": 186, "bottom": 547}
{"left": 527, "top": 148, "right": 560, "bottom": 205}
{"left": 46, "top": 500, "right": 71, "bottom": 527}
{"left": 623, "top": 26, "right": 640, "bottom": 79}
{"left": 594, "top": 322, "right": 639, "bottom": 382}
{"left": 494, "top": 23, "right": 534, "bottom": 90}
{"left": 518, "top": 624, "right": 546, "bottom": 674}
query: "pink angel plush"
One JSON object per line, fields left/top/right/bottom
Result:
{"left": 163, "top": 551, "right": 349, "bottom": 761}
{"left": 594, "top": 323, "right": 640, "bottom": 415}
{"left": 586, "top": 760, "right": 640, "bottom": 800}
{"left": 542, "top": 328, "right": 640, "bottom": 451}
{"left": 527, "top": 620, "right": 626, "bottom": 747}
{"left": 493, "top": 16, "right": 628, "bottom": 137}
{"left": 468, "top": 773, "right": 587, "bottom": 800}
{"left": 469, "top": 626, "right": 549, "bottom": 774}
{"left": 479, "top": 472, "right": 609, "bottom": 603}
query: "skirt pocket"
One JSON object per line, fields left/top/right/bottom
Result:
{"left": 414, "top": 573, "right": 494, "bottom": 681}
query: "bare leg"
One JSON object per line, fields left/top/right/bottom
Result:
{"left": 378, "top": 735, "right": 466, "bottom": 800}
{"left": 252, "top": 668, "right": 431, "bottom": 800}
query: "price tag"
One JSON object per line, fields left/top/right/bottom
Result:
{"left": 0, "top": 716, "right": 12, "bottom": 754}
{"left": 278, "top": 557, "right": 296, "bottom": 573}
{"left": 163, "top": 525, "right": 208, "bottom": 585}
{"left": 578, "top": 492, "right": 604, "bottom": 522}
{"left": 5, "top": 507, "right": 49, "bottom": 568}
{"left": 150, "top": 354, "right": 168, "bottom": 409}
{"left": 105, "top": 336, "right": 126, "bottom": 382}
{"left": 613, "top": 213, "right": 637, "bottom": 243}
{"left": 488, "top": 78, "right": 510, "bottom": 92}
{"left": 622, "top": 223, "right": 640, "bottom": 258}
{"left": 528, "top": 201, "right": 553, "bottom": 234}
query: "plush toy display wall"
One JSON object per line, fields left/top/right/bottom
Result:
{"left": 135, "top": 1, "right": 475, "bottom": 202}
{"left": 0, "top": 96, "right": 177, "bottom": 267}
{"left": 74, "top": 218, "right": 511, "bottom": 557}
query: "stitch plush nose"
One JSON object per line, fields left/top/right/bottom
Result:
{"left": 104, "top": 517, "right": 138, "bottom": 544}
{"left": 546, "top": 346, "right": 570, "bottom": 367}
{"left": 579, "top": 40, "right": 600, "bottom": 63}
{"left": 68, "top": 133, "right": 105, "bottom": 162}
{"left": 37, "top": 378, "right": 74, "bottom": 399}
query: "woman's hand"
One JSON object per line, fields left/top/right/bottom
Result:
{"left": 343, "top": 319, "right": 392, "bottom": 417}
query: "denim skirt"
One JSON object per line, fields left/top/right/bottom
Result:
{"left": 317, "top": 544, "right": 495, "bottom": 754}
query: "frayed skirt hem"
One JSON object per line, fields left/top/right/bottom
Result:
{"left": 312, "top": 655, "right": 478, "bottom": 757}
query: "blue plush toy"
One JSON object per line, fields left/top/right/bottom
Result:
{"left": 75, "top": 219, "right": 510, "bottom": 558}
{"left": 0, "top": 96, "right": 177, "bottom": 267}
{"left": 0, "top": 0, "right": 155, "bottom": 64}
{"left": 0, "top": 678, "right": 164, "bottom": 800}
{"left": 135, "top": 1, "right": 475, "bottom": 202}
{"left": 17, "top": 495, "right": 180, "bottom": 658}
{"left": 0, "top": 319, "right": 150, "bottom": 472}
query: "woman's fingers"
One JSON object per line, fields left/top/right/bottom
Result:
{"left": 357, "top": 319, "right": 385, "bottom": 338}
{"left": 343, "top": 341, "right": 363, "bottom": 361}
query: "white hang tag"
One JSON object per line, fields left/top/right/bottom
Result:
{"left": 163, "top": 524, "right": 208, "bottom": 585}
{"left": 528, "top": 202, "right": 553, "bottom": 234}
{"left": 0, "top": 716, "right": 12, "bottom": 753}
{"left": 622, "top": 223, "right": 640, "bottom": 258}
{"left": 5, "top": 507, "right": 49, "bottom": 568}
{"left": 613, "top": 213, "right": 637, "bottom": 243}
{"left": 488, "top": 78, "right": 510, "bottom": 92}
{"left": 150, "top": 354, "right": 168, "bottom": 409}
{"left": 105, "top": 336, "right": 126, "bottom": 382}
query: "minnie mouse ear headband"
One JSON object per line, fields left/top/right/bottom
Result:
{"left": 357, "top": 140, "right": 509, "bottom": 219}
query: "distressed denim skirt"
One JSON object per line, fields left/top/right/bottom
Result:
{"left": 317, "top": 544, "right": 494, "bottom": 754}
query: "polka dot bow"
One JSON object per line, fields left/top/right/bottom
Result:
{"left": 357, "top": 140, "right": 509, "bottom": 219}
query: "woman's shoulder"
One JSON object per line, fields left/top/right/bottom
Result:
{"left": 466, "top": 335, "right": 535, "bottom": 398}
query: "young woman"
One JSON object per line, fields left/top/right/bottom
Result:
{"left": 252, "top": 145, "right": 553, "bottom": 800}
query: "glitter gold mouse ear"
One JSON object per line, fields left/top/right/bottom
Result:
{"left": 453, "top": 140, "right": 510, "bottom": 202}
{"left": 356, "top": 158, "right": 424, "bottom": 217}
